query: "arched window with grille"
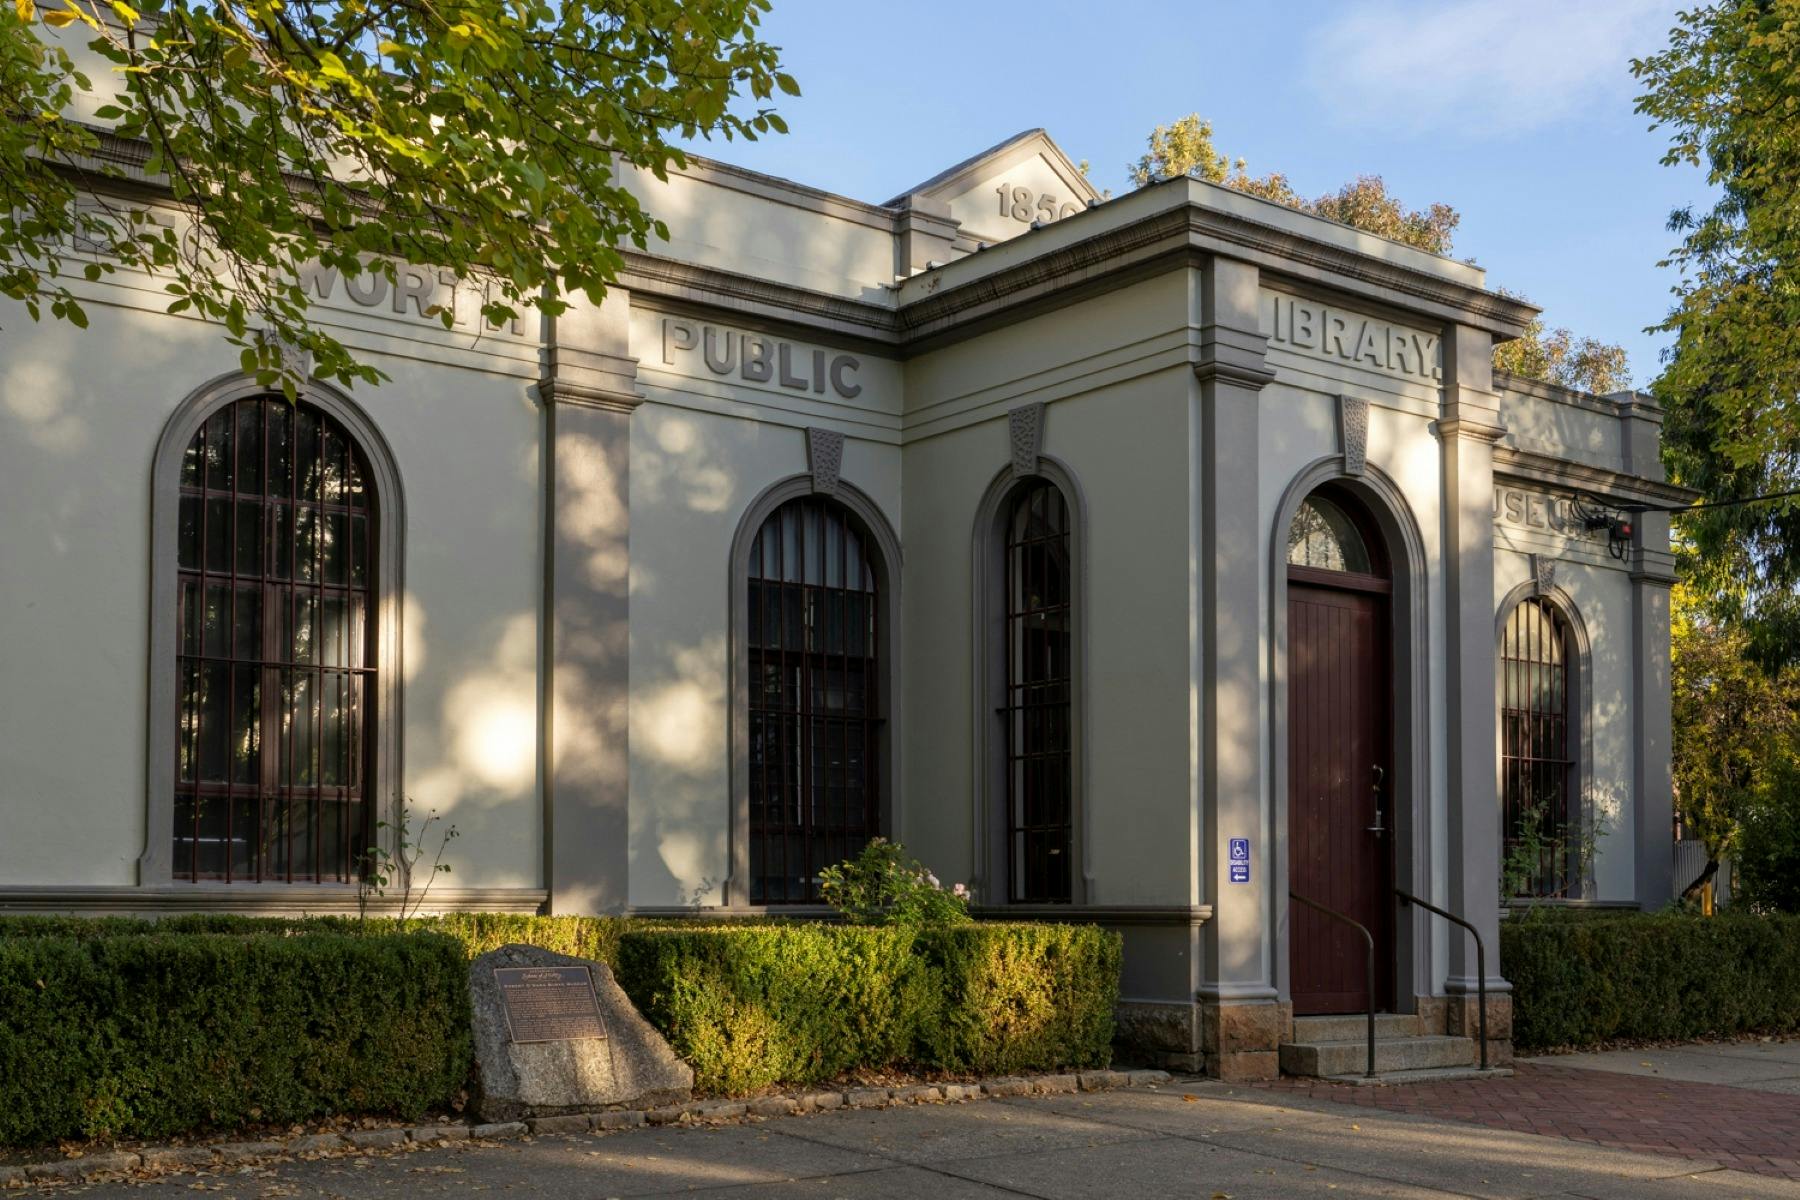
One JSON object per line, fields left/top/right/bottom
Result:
{"left": 744, "top": 495, "right": 886, "bottom": 904}
{"left": 1499, "top": 596, "right": 1579, "bottom": 897}
{"left": 170, "top": 396, "right": 378, "bottom": 882}
{"left": 144, "top": 382, "right": 400, "bottom": 888}
{"left": 1002, "top": 479, "right": 1074, "bottom": 903}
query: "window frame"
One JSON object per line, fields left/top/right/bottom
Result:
{"left": 141, "top": 374, "right": 406, "bottom": 889}
{"left": 973, "top": 459, "right": 1089, "bottom": 908}
{"left": 742, "top": 494, "right": 884, "bottom": 904}
{"left": 726, "top": 475, "right": 900, "bottom": 909}
{"left": 1494, "top": 582, "right": 1594, "bottom": 901}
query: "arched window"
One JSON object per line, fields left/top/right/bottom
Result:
{"left": 1003, "top": 480, "right": 1074, "bottom": 903}
{"left": 1286, "top": 494, "right": 1374, "bottom": 575}
{"left": 171, "top": 397, "right": 377, "bottom": 883}
{"left": 745, "top": 495, "right": 882, "bottom": 903}
{"left": 1500, "top": 597, "right": 1576, "bottom": 897}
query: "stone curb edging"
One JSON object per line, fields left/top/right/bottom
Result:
{"left": 0, "top": 1070, "right": 1172, "bottom": 1190}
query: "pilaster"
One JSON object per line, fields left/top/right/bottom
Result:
{"left": 1195, "top": 255, "right": 1281, "bottom": 1079}
{"left": 1435, "top": 323, "right": 1508, "bottom": 996}
{"left": 1606, "top": 391, "right": 1677, "bottom": 907}
{"left": 541, "top": 289, "right": 642, "bottom": 914}
{"left": 892, "top": 194, "right": 960, "bottom": 276}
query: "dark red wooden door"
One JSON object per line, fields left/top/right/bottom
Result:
{"left": 1288, "top": 580, "right": 1393, "bottom": 1015}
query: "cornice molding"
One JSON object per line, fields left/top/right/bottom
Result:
{"left": 1494, "top": 446, "right": 1699, "bottom": 508}
{"left": 1180, "top": 205, "right": 1536, "bottom": 338}
{"left": 61, "top": 137, "right": 1537, "bottom": 363}
{"left": 895, "top": 204, "right": 1537, "bottom": 354}
{"left": 617, "top": 251, "right": 900, "bottom": 347}
{"left": 1495, "top": 369, "right": 1630, "bottom": 417}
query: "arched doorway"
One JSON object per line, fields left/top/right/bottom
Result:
{"left": 1285, "top": 486, "right": 1395, "bottom": 1014}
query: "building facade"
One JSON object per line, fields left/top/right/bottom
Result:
{"left": 0, "top": 129, "right": 1689, "bottom": 1076}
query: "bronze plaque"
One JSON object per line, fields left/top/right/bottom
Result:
{"left": 493, "top": 966, "right": 609, "bottom": 1044}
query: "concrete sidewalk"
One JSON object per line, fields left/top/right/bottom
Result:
{"left": 46, "top": 1078, "right": 1800, "bottom": 1199}
{"left": 1521, "top": 1038, "right": 1800, "bottom": 1094}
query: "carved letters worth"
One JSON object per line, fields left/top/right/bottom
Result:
{"left": 296, "top": 259, "right": 525, "bottom": 335}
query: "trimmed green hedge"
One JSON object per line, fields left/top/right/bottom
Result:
{"left": 0, "top": 912, "right": 638, "bottom": 958}
{"left": 0, "top": 930, "right": 469, "bottom": 1147}
{"left": 614, "top": 923, "right": 1119, "bottom": 1093}
{"left": 1503, "top": 909, "right": 1800, "bottom": 1050}
{"left": 917, "top": 924, "right": 1121, "bottom": 1076}
{"left": 0, "top": 915, "right": 1120, "bottom": 1142}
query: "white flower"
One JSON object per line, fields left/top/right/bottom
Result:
{"left": 926, "top": 872, "right": 940, "bottom": 887}
{"left": 952, "top": 882, "right": 969, "bottom": 899}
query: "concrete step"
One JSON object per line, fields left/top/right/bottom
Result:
{"left": 1291, "top": 1013, "right": 1422, "bottom": 1043}
{"left": 1279, "top": 1034, "right": 1475, "bottom": 1078}
{"left": 1324, "top": 1066, "right": 1515, "bottom": 1087}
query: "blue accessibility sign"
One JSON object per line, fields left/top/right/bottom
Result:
{"left": 1229, "top": 862, "right": 1251, "bottom": 884}
{"left": 1228, "top": 838, "right": 1251, "bottom": 883}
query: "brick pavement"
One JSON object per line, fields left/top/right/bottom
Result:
{"left": 1256, "top": 1061, "right": 1800, "bottom": 1181}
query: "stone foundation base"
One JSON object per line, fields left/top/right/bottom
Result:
{"left": 1200, "top": 999, "right": 1291, "bottom": 1082}
{"left": 1114, "top": 1000, "right": 1203, "bottom": 1071}
{"left": 1448, "top": 992, "right": 1514, "bottom": 1066}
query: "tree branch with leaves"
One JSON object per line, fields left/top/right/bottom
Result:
{"left": 2, "top": 0, "right": 797, "bottom": 394}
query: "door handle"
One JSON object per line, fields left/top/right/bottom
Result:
{"left": 1367, "top": 764, "right": 1387, "bottom": 837}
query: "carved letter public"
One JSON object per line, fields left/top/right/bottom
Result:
{"left": 661, "top": 319, "right": 862, "bottom": 400}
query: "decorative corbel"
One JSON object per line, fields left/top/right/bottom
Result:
{"left": 1530, "top": 552, "right": 1557, "bottom": 597}
{"left": 806, "top": 427, "right": 844, "bottom": 495}
{"left": 257, "top": 328, "right": 314, "bottom": 382}
{"left": 1339, "top": 394, "right": 1369, "bottom": 477}
{"left": 1009, "top": 403, "right": 1046, "bottom": 480}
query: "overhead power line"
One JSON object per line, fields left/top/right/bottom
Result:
{"left": 1624, "top": 487, "right": 1800, "bottom": 516}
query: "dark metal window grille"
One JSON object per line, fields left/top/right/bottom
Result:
{"left": 173, "top": 397, "right": 375, "bottom": 883}
{"left": 746, "top": 497, "right": 881, "bottom": 903}
{"left": 1500, "top": 597, "right": 1574, "bottom": 896}
{"left": 1004, "top": 480, "right": 1073, "bottom": 903}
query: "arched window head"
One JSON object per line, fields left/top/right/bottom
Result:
{"left": 1286, "top": 495, "right": 1373, "bottom": 574}
{"left": 1500, "top": 597, "right": 1576, "bottom": 897}
{"left": 1003, "top": 479, "right": 1073, "bottom": 903}
{"left": 745, "top": 495, "right": 882, "bottom": 904}
{"left": 171, "top": 397, "right": 377, "bottom": 882}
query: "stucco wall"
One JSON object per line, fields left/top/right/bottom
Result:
{"left": 1493, "top": 541, "right": 1640, "bottom": 901}
{"left": 900, "top": 276, "right": 1198, "bottom": 907}
{"left": 624, "top": 304, "right": 903, "bottom": 909}
{"left": 0, "top": 291, "right": 545, "bottom": 889}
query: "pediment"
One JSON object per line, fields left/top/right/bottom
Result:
{"left": 888, "top": 129, "right": 1100, "bottom": 246}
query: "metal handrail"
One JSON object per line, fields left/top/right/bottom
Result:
{"left": 1287, "top": 890, "right": 1376, "bottom": 1079}
{"left": 1395, "top": 889, "right": 1488, "bottom": 1070}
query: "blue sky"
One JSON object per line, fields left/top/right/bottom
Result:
{"left": 690, "top": 0, "right": 1709, "bottom": 388}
